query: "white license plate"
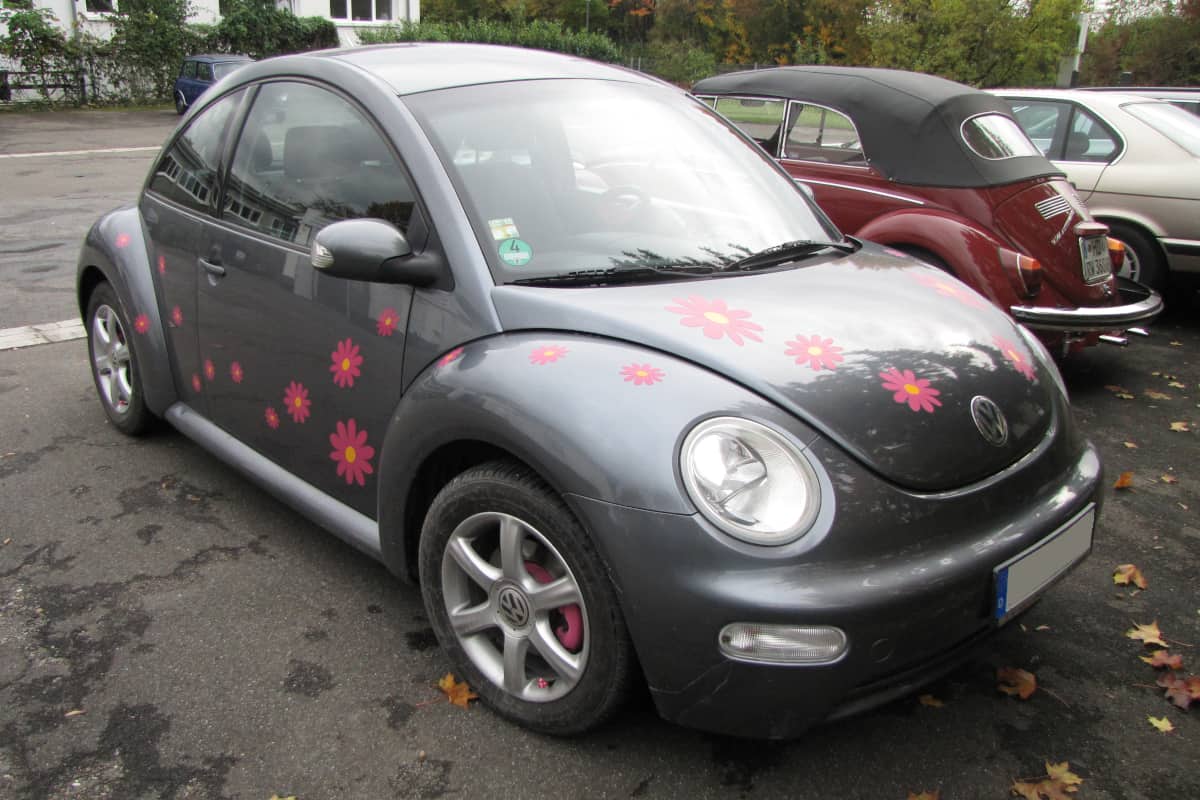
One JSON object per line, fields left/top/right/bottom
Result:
{"left": 1079, "top": 236, "right": 1111, "bottom": 283}
{"left": 994, "top": 506, "right": 1095, "bottom": 623}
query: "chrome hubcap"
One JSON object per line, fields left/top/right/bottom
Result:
{"left": 441, "top": 512, "right": 588, "bottom": 702}
{"left": 1116, "top": 238, "right": 1140, "bottom": 282}
{"left": 92, "top": 304, "right": 133, "bottom": 415}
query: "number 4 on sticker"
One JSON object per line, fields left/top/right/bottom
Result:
{"left": 498, "top": 238, "right": 533, "bottom": 267}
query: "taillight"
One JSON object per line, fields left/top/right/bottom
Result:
{"left": 1107, "top": 237, "right": 1125, "bottom": 272}
{"left": 999, "top": 247, "right": 1043, "bottom": 297}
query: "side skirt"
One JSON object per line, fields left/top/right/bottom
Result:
{"left": 165, "top": 402, "right": 382, "bottom": 560}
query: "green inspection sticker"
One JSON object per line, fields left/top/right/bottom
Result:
{"left": 498, "top": 238, "right": 533, "bottom": 267}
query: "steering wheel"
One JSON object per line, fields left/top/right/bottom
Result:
{"left": 598, "top": 184, "right": 649, "bottom": 228}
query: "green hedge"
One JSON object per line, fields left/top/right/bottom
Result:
{"left": 357, "top": 19, "right": 621, "bottom": 63}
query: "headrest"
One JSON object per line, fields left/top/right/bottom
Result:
{"left": 284, "top": 125, "right": 354, "bottom": 181}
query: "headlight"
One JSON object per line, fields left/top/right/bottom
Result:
{"left": 1017, "top": 324, "right": 1069, "bottom": 402}
{"left": 680, "top": 417, "right": 820, "bottom": 546}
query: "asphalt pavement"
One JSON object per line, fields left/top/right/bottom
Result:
{"left": 1, "top": 110, "right": 1198, "bottom": 800}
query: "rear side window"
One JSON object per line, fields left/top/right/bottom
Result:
{"left": 783, "top": 102, "right": 863, "bottom": 164}
{"left": 196, "top": 62, "right": 215, "bottom": 82}
{"left": 222, "top": 81, "right": 417, "bottom": 247}
{"left": 182, "top": 61, "right": 197, "bottom": 79}
{"left": 1064, "top": 108, "right": 1118, "bottom": 162}
{"left": 1123, "top": 101, "right": 1200, "bottom": 157}
{"left": 961, "top": 114, "right": 1042, "bottom": 160}
{"left": 148, "top": 89, "right": 246, "bottom": 215}
{"left": 710, "top": 97, "right": 787, "bottom": 155}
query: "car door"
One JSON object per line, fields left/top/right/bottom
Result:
{"left": 1006, "top": 98, "right": 1120, "bottom": 198}
{"left": 140, "top": 87, "right": 248, "bottom": 415}
{"left": 196, "top": 80, "right": 422, "bottom": 516}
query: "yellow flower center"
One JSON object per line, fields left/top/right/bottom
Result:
{"left": 807, "top": 346, "right": 823, "bottom": 356}
{"left": 1007, "top": 349, "right": 1021, "bottom": 362}
{"left": 544, "top": 350, "right": 555, "bottom": 357}
{"left": 344, "top": 446, "right": 357, "bottom": 463}
{"left": 341, "top": 358, "right": 351, "bottom": 371}
{"left": 904, "top": 383, "right": 921, "bottom": 395}
{"left": 636, "top": 370, "right": 648, "bottom": 378}
{"left": 384, "top": 317, "right": 392, "bottom": 326}
{"left": 703, "top": 311, "right": 729, "bottom": 325}
{"left": 294, "top": 397, "right": 302, "bottom": 407}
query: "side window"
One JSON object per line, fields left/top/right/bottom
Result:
{"left": 222, "top": 81, "right": 416, "bottom": 247}
{"left": 712, "top": 97, "right": 786, "bottom": 155}
{"left": 1065, "top": 107, "right": 1118, "bottom": 162}
{"left": 1009, "top": 100, "right": 1068, "bottom": 157}
{"left": 784, "top": 102, "right": 864, "bottom": 164}
{"left": 182, "top": 61, "right": 197, "bottom": 79}
{"left": 196, "top": 62, "right": 215, "bottom": 82}
{"left": 148, "top": 89, "right": 246, "bottom": 215}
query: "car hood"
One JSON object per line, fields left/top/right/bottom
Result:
{"left": 489, "top": 245, "right": 1057, "bottom": 492}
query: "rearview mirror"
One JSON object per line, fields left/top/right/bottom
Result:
{"left": 311, "top": 219, "right": 441, "bottom": 286}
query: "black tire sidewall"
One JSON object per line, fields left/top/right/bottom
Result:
{"left": 86, "top": 282, "right": 152, "bottom": 436}
{"left": 418, "top": 461, "right": 633, "bottom": 735}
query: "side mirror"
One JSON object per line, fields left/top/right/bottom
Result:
{"left": 311, "top": 219, "right": 441, "bottom": 286}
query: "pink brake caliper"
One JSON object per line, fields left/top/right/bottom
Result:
{"left": 524, "top": 561, "right": 583, "bottom": 651}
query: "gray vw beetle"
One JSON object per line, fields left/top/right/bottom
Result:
{"left": 77, "top": 43, "right": 1102, "bottom": 739}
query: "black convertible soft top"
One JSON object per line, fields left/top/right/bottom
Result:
{"left": 693, "top": 66, "right": 1064, "bottom": 189}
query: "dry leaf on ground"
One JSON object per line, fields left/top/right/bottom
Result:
{"left": 918, "top": 694, "right": 944, "bottom": 708}
{"left": 1127, "top": 621, "right": 1168, "bottom": 647}
{"left": 1113, "top": 563, "right": 1148, "bottom": 589}
{"left": 1145, "top": 390, "right": 1172, "bottom": 400}
{"left": 1148, "top": 715, "right": 1175, "bottom": 733}
{"left": 1123, "top": 441, "right": 1138, "bottom": 448}
{"left": 1169, "top": 421, "right": 1191, "bottom": 432}
{"left": 1158, "top": 673, "right": 1200, "bottom": 710}
{"left": 1168, "top": 381, "right": 1186, "bottom": 389}
{"left": 1011, "top": 761, "right": 1083, "bottom": 800}
{"left": 907, "top": 791, "right": 940, "bottom": 800}
{"left": 1140, "top": 650, "right": 1184, "bottom": 670}
{"left": 997, "top": 667, "right": 1038, "bottom": 700}
{"left": 1113, "top": 471, "right": 1135, "bottom": 489}
{"left": 1160, "top": 474, "right": 1179, "bottom": 484}
{"left": 437, "top": 673, "right": 479, "bottom": 708}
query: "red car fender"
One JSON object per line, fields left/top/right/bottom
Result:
{"left": 855, "top": 209, "right": 1019, "bottom": 309}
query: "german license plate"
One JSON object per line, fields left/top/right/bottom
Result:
{"left": 1079, "top": 235, "right": 1111, "bottom": 283}
{"left": 994, "top": 506, "right": 1095, "bottom": 623}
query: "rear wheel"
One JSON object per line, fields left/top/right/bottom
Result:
{"left": 1106, "top": 221, "right": 1166, "bottom": 291}
{"left": 86, "top": 282, "right": 154, "bottom": 436}
{"left": 418, "top": 460, "right": 635, "bottom": 735}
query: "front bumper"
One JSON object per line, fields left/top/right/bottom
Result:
{"left": 1010, "top": 277, "right": 1162, "bottom": 333}
{"left": 569, "top": 423, "right": 1102, "bottom": 739}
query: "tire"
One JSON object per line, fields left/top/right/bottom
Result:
{"left": 418, "top": 460, "right": 636, "bottom": 735}
{"left": 86, "top": 282, "right": 154, "bottom": 436}
{"left": 174, "top": 91, "right": 187, "bottom": 115}
{"left": 1106, "top": 221, "right": 1167, "bottom": 291}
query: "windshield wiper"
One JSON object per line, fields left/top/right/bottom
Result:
{"left": 511, "top": 264, "right": 716, "bottom": 287}
{"left": 722, "top": 238, "right": 860, "bottom": 272}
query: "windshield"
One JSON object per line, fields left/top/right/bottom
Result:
{"left": 961, "top": 113, "right": 1042, "bottom": 160}
{"left": 1123, "top": 101, "right": 1200, "bottom": 157}
{"left": 405, "top": 80, "right": 839, "bottom": 284}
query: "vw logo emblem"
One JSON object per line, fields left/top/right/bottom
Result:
{"left": 971, "top": 396, "right": 1009, "bottom": 447}
{"left": 497, "top": 586, "right": 530, "bottom": 628}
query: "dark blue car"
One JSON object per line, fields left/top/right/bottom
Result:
{"left": 173, "top": 54, "right": 252, "bottom": 115}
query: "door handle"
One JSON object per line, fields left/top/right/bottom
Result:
{"left": 199, "top": 258, "right": 226, "bottom": 277}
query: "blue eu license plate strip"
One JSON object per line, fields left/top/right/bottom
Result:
{"left": 994, "top": 506, "right": 1095, "bottom": 622}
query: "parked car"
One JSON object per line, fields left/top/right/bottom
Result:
{"left": 78, "top": 43, "right": 1102, "bottom": 739}
{"left": 693, "top": 67, "right": 1161, "bottom": 355}
{"left": 994, "top": 88, "right": 1200, "bottom": 292}
{"left": 173, "top": 54, "right": 252, "bottom": 115}
{"left": 1080, "top": 86, "right": 1200, "bottom": 118}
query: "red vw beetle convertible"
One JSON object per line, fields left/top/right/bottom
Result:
{"left": 693, "top": 67, "right": 1162, "bottom": 354}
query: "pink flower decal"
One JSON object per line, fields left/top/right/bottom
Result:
{"left": 439, "top": 347, "right": 464, "bottom": 368}
{"left": 880, "top": 368, "right": 943, "bottom": 413}
{"left": 133, "top": 314, "right": 150, "bottom": 335}
{"left": 913, "top": 273, "right": 987, "bottom": 309}
{"left": 265, "top": 407, "right": 280, "bottom": 429}
{"left": 329, "top": 419, "right": 376, "bottom": 487}
{"left": 530, "top": 345, "right": 568, "bottom": 365}
{"left": 330, "top": 338, "right": 363, "bottom": 388}
{"left": 191, "top": 373, "right": 202, "bottom": 393}
{"left": 283, "top": 381, "right": 311, "bottom": 424}
{"left": 203, "top": 359, "right": 215, "bottom": 382}
{"left": 171, "top": 306, "right": 183, "bottom": 327}
{"left": 994, "top": 335, "right": 1036, "bottom": 382}
{"left": 784, "top": 334, "right": 844, "bottom": 371}
{"left": 230, "top": 361, "right": 244, "bottom": 384}
{"left": 376, "top": 308, "right": 399, "bottom": 337}
{"left": 157, "top": 254, "right": 166, "bottom": 275}
{"left": 620, "top": 363, "right": 664, "bottom": 386}
{"left": 115, "top": 233, "right": 131, "bottom": 249}
{"left": 666, "top": 296, "right": 763, "bottom": 346}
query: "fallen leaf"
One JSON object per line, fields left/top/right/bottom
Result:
{"left": 1123, "top": 441, "right": 1138, "bottom": 449}
{"left": 1113, "top": 471, "right": 1135, "bottom": 489}
{"left": 907, "top": 791, "right": 940, "bottom": 800}
{"left": 1045, "top": 761, "right": 1083, "bottom": 788}
{"left": 918, "top": 694, "right": 944, "bottom": 708}
{"left": 1169, "top": 340, "right": 1182, "bottom": 347}
{"left": 1, "top": 538, "right": 11, "bottom": 546}
{"left": 998, "top": 667, "right": 1038, "bottom": 700}
{"left": 1104, "top": 384, "right": 1131, "bottom": 394}
{"left": 1116, "top": 392, "right": 1135, "bottom": 400}
{"left": 1160, "top": 474, "right": 1179, "bottom": 484}
{"left": 1144, "top": 390, "right": 1172, "bottom": 400}
{"left": 1148, "top": 715, "right": 1175, "bottom": 733}
{"left": 1011, "top": 762, "right": 1084, "bottom": 800}
{"left": 1170, "top": 421, "right": 1191, "bottom": 432}
{"left": 1158, "top": 673, "right": 1200, "bottom": 710}
{"left": 1140, "top": 650, "right": 1184, "bottom": 670}
{"left": 269, "top": 796, "right": 297, "bottom": 800}
{"left": 1113, "top": 563, "right": 1148, "bottom": 590}
{"left": 437, "top": 672, "right": 478, "bottom": 708}
{"left": 1168, "top": 381, "right": 1185, "bottom": 389}
{"left": 1035, "top": 624, "right": 1052, "bottom": 632}
{"left": 1127, "top": 621, "right": 1168, "bottom": 647}
{"left": 417, "top": 750, "right": 427, "bottom": 762}
{"left": 63, "top": 709, "right": 85, "bottom": 718}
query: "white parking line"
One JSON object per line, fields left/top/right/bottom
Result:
{"left": 0, "top": 145, "right": 160, "bottom": 160}
{"left": 0, "top": 319, "right": 86, "bottom": 350}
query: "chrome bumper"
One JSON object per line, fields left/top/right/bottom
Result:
{"left": 1010, "top": 278, "right": 1163, "bottom": 332}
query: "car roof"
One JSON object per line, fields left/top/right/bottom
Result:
{"left": 991, "top": 88, "right": 1177, "bottom": 110}
{"left": 186, "top": 54, "right": 253, "bottom": 63}
{"left": 319, "top": 43, "right": 665, "bottom": 96}
{"left": 693, "top": 66, "right": 1061, "bottom": 189}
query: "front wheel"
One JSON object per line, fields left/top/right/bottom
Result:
{"left": 86, "top": 282, "right": 154, "bottom": 436}
{"left": 418, "top": 460, "right": 635, "bottom": 735}
{"left": 174, "top": 91, "right": 187, "bottom": 115}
